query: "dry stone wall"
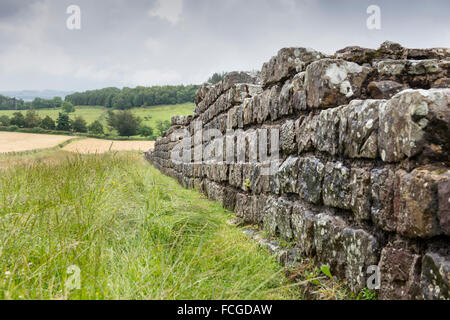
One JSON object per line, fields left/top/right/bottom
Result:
{"left": 145, "top": 41, "right": 450, "bottom": 300}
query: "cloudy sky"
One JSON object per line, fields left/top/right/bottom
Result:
{"left": 0, "top": 0, "right": 449, "bottom": 91}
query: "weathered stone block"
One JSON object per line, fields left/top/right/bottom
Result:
{"left": 235, "top": 193, "right": 251, "bottom": 222}
{"left": 394, "top": 167, "right": 450, "bottom": 238}
{"left": 339, "top": 99, "right": 381, "bottom": 159}
{"left": 370, "top": 167, "right": 396, "bottom": 231}
{"left": 297, "top": 156, "right": 325, "bottom": 204}
{"left": 261, "top": 47, "right": 326, "bottom": 88}
{"left": 421, "top": 252, "right": 450, "bottom": 300}
{"left": 378, "top": 89, "right": 450, "bottom": 163}
{"left": 312, "top": 106, "right": 343, "bottom": 156}
{"left": 228, "top": 163, "right": 243, "bottom": 188}
{"left": 349, "top": 168, "right": 371, "bottom": 221}
{"left": 222, "top": 186, "right": 237, "bottom": 211}
{"left": 378, "top": 245, "right": 422, "bottom": 300}
{"left": 305, "top": 59, "right": 370, "bottom": 109}
{"left": 342, "top": 228, "right": 379, "bottom": 292}
{"left": 374, "top": 59, "right": 407, "bottom": 77}
{"left": 263, "top": 197, "right": 293, "bottom": 240}
{"left": 368, "top": 80, "right": 405, "bottom": 99}
{"left": 291, "top": 201, "right": 316, "bottom": 256}
{"left": 280, "top": 120, "right": 296, "bottom": 154}
{"left": 277, "top": 156, "right": 299, "bottom": 194}
{"left": 322, "top": 162, "right": 351, "bottom": 210}
{"left": 296, "top": 113, "right": 317, "bottom": 154}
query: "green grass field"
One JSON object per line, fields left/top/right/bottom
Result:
{"left": 0, "top": 148, "right": 365, "bottom": 300}
{"left": 0, "top": 103, "right": 195, "bottom": 135}
{"left": 0, "top": 150, "right": 299, "bottom": 299}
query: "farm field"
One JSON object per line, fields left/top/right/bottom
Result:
{"left": 62, "top": 138, "right": 154, "bottom": 154}
{"left": 0, "top": 103, "right": 195, "bottom": 135}
{"left": 0, "top": 132, "right": 73, "bottom": 153}
{"left": 0, "top": 132, "right": 155, "bottom": 154}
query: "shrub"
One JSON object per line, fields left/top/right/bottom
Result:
{"left": 40, "top": 116, "right": 56, "bottom": 130}
{"left": 0, "top": 115, "right": 10, "bottom": 126}
{"left": 88, "top": 120, "right": 104, "bottom": 135}
{"left": 72, "top": 116, "right": 88, "bottom": 133}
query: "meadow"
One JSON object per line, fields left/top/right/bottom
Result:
{"left": 0, "top": 148, "right": 360, "bottom": 300}
{"left": 0, "top": 150, "right": 299, "bottom": 299}
{"left": 0, "top": 103, "right": 195, "bottom": 135}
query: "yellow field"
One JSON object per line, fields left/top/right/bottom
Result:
{"left": 0, "top": 132, "right": 154, "bottom": 154}
{"left": 62, "top": 138, "right": 154, "bottom": 154}
{"left": 0, "top": 132, "right": 73, "bottom": 153}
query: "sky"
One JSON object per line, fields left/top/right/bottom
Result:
{"left": 0, "top": 0, "right": 449, "bottom": 91}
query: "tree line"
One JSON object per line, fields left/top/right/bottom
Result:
{"left": 0, "top": 109, "right": 170, "bottom": 138}
{"left": 0, "top": 94, "right": 72, "bottom": 110}
{"left": 0, "top": 85, "right": 199, "bottom": 111}
{"left": 65, "top": 85, "right": 200, "bottom": 109}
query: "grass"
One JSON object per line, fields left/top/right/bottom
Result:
{"left": 0, "top": 103, "right": 195, "bottom": 134}
{"left": 0, "top": 150, "right": 303, "bottom": 300}
{"left": 0, "top": 149, "right": 366, "bottom": 300}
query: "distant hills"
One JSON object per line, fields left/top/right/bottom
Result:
{"left": 0, "top": 90, "right": 74, "bottom": 101}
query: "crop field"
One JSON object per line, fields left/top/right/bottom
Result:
{"left": 0, "top": 132, "right": 73, "bottom": 153}
{"left": 62, "top": 138, "right": 154, "bottom": 154}
{"left": 0, "top": 132, "right": 154, "bottom": 155}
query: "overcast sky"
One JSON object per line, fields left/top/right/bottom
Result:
{"left": 0, "top": 0, "right": 449, "bottom": 91}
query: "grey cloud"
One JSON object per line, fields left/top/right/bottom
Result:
{"left": 0, "top": 0, "right": 449, "bottom": 91}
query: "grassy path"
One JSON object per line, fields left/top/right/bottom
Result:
{"left": 0, "top": 151, "right": 302, "bottom": 299}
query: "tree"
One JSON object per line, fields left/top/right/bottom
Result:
{"left": 88, "top": 120, "right": 104, "bottom": 135}
{"left": 62, "top": 101, "right": 75, "bottom": 113}
{"left": 52, "top": 97, "right": 63, "bottom": 108}
{"left": 138, "top": 125, "right": 154, "bottom": 138}
{"left": 56, "top": 113, "right": 71, "bottom": 131}
{"left": 40, "top": 116, "right": 56, "bottom": 130}
{"left": 0, "top": 115, "right": 10, "bottom": 126}
{"left": 208, "top": 72, "right": 227, "bottom": 84}
{"left": 10, "top": 112, "right": 25, "bottom": 128}
{"left": 24, "top": 110, "right": 42, "bottom": 128}
{"left": 106, "top": 110, "right": 142, "bottom": 136}
{"left": 72, "top": 116, "right": 88, "bottom": 133}
{"left": 156, "top": 120, "right": 171, "bottom": 136}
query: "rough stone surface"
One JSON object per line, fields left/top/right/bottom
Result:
{"left": 305, "top": 59, "right": 371, "bottom": 108}
{"left": 394, "top": 167, "right": 450, "bottom": 238}
{"left": 379, "top": 245, "right": 422, "bottom": 300}
{"left": 378, "top": 89, "right": 450, "bottom": 163}
{"left": 368, "top": 80, "right": 406, "bottom": 99}
{"left": 421, "top": 251, "right": 450, "bottom": 300}
{"left": 261, "top": 47, "right": 326, "bottom": 88}
{"left": 322, "top": 162, "right": 351, "bottom": 210}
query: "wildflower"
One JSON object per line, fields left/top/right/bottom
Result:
{"left": 5, "top": 271, "right": 11, "bottom": 277}
{"left": 112, "top": 181, "right": 116, "bottom": 185}
{"left": 101, "top": 189, "right": 105, "bottom": 193}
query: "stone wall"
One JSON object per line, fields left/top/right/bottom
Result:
{"left": 144, "top": 41, "right": 450, "bottom": 300}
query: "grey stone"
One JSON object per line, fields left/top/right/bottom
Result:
{"left": 322, "top": 161, "right": 351, "bottom": 210}
{"left": 305, "top": 58, "right": 370, "bottom": 109}
{"left": 280, "top": 120, "right": 297, "bottom": 154}
{"left": 261, "top": 47, "right": 326, "bottom": 88}
{"left": 378, "top": 89, "right": 450, "bottom": 163}
{"left": 421, "top": 252, "right": 450, "bottom": 300}
{"left": 297, "top": 156, "right": 325, "bottom": 204}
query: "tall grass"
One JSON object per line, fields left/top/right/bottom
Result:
{"left": 0, "top": 151, "right": 301, "bottom": 300}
